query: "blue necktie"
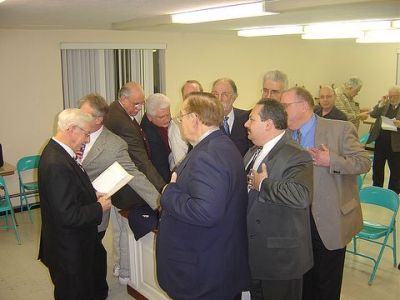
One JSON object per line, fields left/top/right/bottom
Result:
{"left": 223, "top": 116, "right": 230, "bottom": 135}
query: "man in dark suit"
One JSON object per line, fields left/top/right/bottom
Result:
{"left": 280, "top": 87, "right": 371, "bottom": 300}
{"left": 244, "top": 99, "right": 313, "bottom": 300}
{"left": 367, "top": 86, "right": 400, "bottom": 193}
{"left": 212, "top": 78, "right": 251, "bottom": 156}
{"left": 79, "top": 94, "right": 160, "bottom": 291}
{"left": 38, "top": 108, "right": 111, "bottom": 300}
{"left": 140, "top": 93, "right": 172, "bottom": 182}
{"left": 156, "top": 92, "right": 250, "bottom": 300}
{"left": 104, "top": 81, "right": 165, "bottom": 191}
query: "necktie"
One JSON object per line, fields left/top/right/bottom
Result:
{"left": 246, "top": 147, "right": 262, "bottom": 174}
{"left": 223, "top": 116, "right": 230, "bottom": 135}
{"left": 75, "top": 144, "right": 86, "bottom": 163}
{"left": 295, "top": 129, "right": 302, "bottom": 145}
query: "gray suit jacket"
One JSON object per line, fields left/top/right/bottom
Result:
{"left": 82, "top": 127, "right": 160, "bottom": 232}
{"left": 313, "top": 117, "right": 371, "bottom": 250}
{"left": 244, "top": 132, "right": 313, "bottom": 280}
{"left": 367, "top": 103, "right": 400, "bottom": 152}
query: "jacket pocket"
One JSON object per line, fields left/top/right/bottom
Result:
{"left": 340, "top": 198, "right": 359, "bottom": 215}
{"left": 267, "top": 237, "right": 299, "bottom": 248}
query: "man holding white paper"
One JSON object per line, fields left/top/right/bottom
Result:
{"left": 367, "top": 86, "right": 400, "bottom": 193}
{"left": 79, "top": 94, "right": 160, "bottom": 293}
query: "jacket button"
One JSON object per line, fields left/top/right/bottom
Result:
{"left": 256, "top": 219, "right": 261, "bottom": 224}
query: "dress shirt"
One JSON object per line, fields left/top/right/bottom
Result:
{"left": 292, "top": 114, "right": 317, "bottom": 149}
{"left": 225, "top": 108, "right": 235, "bottom": 133}
{"left": 81, "top": 126, "right": 103, "bottom": 162}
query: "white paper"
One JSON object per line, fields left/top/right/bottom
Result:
{"left": 381, "top": 116, "right": 398, "bottom": 132}
{"left": 92, "top": 161, "right": 134, "bottom": 197}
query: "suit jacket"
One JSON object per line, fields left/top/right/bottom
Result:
{"left": 104, "top": 100, "right": 165, "bottom": 191}
{"left": 38, "top": 139, "right": 102, "bottom": 275}
{"left": 227, "top": 107, "right": 252, "bottom": 156}
{"left": 140, "top": 114, "right": 171, "bottom": 182}
{"left": 244, "top": 132, "right": 313, "bottom": 280}
{"left": 82, "top": 127, "right": 160, "bottom": 232}
{"left": 313, "top": 117, "right": 371, "bottom": 250}
{"left": 156, "top": 129, "right": 250, "bottom": 300}
{"left": 367, "top": 103, "right": 400, "bottom": 152}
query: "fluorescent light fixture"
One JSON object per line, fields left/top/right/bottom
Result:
{"left": 238, "top": 25, "right": 303, "bottom": 37}
{"left": 171, "top": 2, "right": 276, "bottom": 24}
{"left": 304, "top": 20, "right": 391, "bottom": 34}
{"left": 357, "top": 29, "right": 400, "bottom": 43}
{"left": 392, "top": 20, "right": 400, "bottom": 29}
{"left": 302, "top": 32, "right": 363, "bottom": 39}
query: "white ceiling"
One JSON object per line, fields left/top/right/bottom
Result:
{"left": 0, "top": 0, "right": 398, "bottom": 33}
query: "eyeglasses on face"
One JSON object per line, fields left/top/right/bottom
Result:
{"left": 281, "top": 101, "right": 304, "bottom": 109}
{"left": 75, "top": 126, "right": 90, "bottom": 138}
{"left": 262, "top": 88, "right": 281, "bottom": 96}
{"left": 212, "top": 92, "right": 233, "bottom": 99}
{"left": 174, "top": 112, "right": 192, "bottom": 123}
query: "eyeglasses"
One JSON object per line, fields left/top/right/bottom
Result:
{"left": 261, "top": 88, "right": 281, "bottom": 96}
{"left": 212, "top": 92, "right": 233, "bottom": 99}
{"left": 281, "top": 101, "right": 304, "bottom": 109}
{"left": 76, "top": 126, "right": 90, "bottom": 138}
{"left": 175, "top": 112, "right": 192, "bottom": 123}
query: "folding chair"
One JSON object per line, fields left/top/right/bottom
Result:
{"left": 0, "top": 176, "right": 21, "bottom": 244}
{"left": 17, "top": 155, "right": 40, "bottom": 222}
{"left": 347, "top": 186, "right": 398, "bottom": 285}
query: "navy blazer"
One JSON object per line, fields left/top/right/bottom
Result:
{"left": 156, "top": 129, "right": 250, "bottom": 300}
{"left": 38, "top": 139, "right": 102, "bottom": 275}
{"left": 226, "top": 107, "right": 252, "bottom": 156}
{"left": 140, "top": 114, "right": 171, "bottom": 182}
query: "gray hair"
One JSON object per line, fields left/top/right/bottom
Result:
{"left": 118, "top": 81, "right": 144, "bottom": 98}
{"left": 344, "top": 77, "right": 363, "bottom": 90}
{"left": 79, "top": 93, "right": 109, "bottom": 117}
{"left": 145, "top": 93, "right": 171, "bottom": 116}
{"left": 263, "top": 70, "right": 288, "bottom": 90}
{"left": 57, "top": 108, "right": 93, "bottom": 131}
{"left": 212, "top": 78, "right": 238, "bottom": 95}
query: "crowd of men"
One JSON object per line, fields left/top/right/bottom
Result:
{"left": 37, "top": 69, "right": 400, "bottom": 300}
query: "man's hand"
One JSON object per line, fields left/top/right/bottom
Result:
{"left": 308, "top": 144, "right": 331, "bottom": 167}
{"left": 393, "top": 119, "right": 400, "bottom": 128}
{"left": 97, "top": 195, "right": 111, "bottom": 212}
{"left": 248, "top": 163, "right": 268, "bottom": 191}
{"left": 162, "top": 172, "right": 177, "bottom": 194}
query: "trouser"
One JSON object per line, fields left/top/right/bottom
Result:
{"left": 110, "top": 205, "right": 130, "bottom": 278}
{"left": 372, "top": 139, "right": 400, "bottom": 194}
{"left": 302, "top": 216, "right": 346, "bottom": 300}
{"left": 93, "top": 231, "right": 108, "bottom": 299}
{"left": 250, "top": 278, "right": 302, "bottom": 300}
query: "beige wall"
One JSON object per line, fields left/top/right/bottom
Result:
{"left": 0, "top": 29, "right": 398, "bottom": 193}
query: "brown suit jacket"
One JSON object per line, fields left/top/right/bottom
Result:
{"left": 104, "top": 100, "right": 165, "bottom": 191}
{"left": 313, "top": 117, "right": 371, "bottom": 250}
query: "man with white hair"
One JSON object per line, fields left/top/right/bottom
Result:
{"left": 262, "top": 70, "right": 288, "bottom": 101}
{"left": 335, "top": 77, "right": 370, "bottom": 129}
{"left": 141, "top": 93, "right": 172, "bottom": 182}
{"left": 38, "top": 108, "right": 111, "bottom": 300}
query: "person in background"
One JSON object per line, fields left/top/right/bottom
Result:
{"left": 261, "top": 70, "right": 288, "bottom": 101}
{"left": 156, "top": 92, "right": 250, "bottom": 300}
{"left": 78, "top": 94, "right": 160, "bottom": 289}
{"left": 38, "top": 108, "right": 111, "bottom": 300}
{"left": 141, "top": 93, "right": 173, "bottom": 182}
{"left": 104, "top": 81, "right": 166, "bottom": 191}
{"left": 181, "top": 79, "right": 203, "bottom": 99}
{"left": 367, "top": 86, "right": 400, "bottom": 194}
{"left": 245, "top": 99, "right": 313, "bottom": 300}
{"left": 280, "top": 87, "right": 371, "bottom": 300}
{"left": 314, "top": 85, "right": 347, "bottom": 121}
{"left": 212, "top": 77, "right": 251, "bottom": 156}
{"left": 335, "top": 77, "right": 370, "bottom": 129}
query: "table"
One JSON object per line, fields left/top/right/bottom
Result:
{"left": 0, "top": 162, "right": 15, "bottom": 176}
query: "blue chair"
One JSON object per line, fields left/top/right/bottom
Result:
{"left": 359, "top": 133, "right": 374, "bottom": 162}
{"left": 357, "top": 174, "right": 364, "bottom": 191}
{"left": 0, "top": 176, "right": 21, "bottom": 244}
{"left": 17, "top": 155, "right": 40, "bottom": 222}
{"left": 347, "top": 186, "right": 398, "bottom": 285}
